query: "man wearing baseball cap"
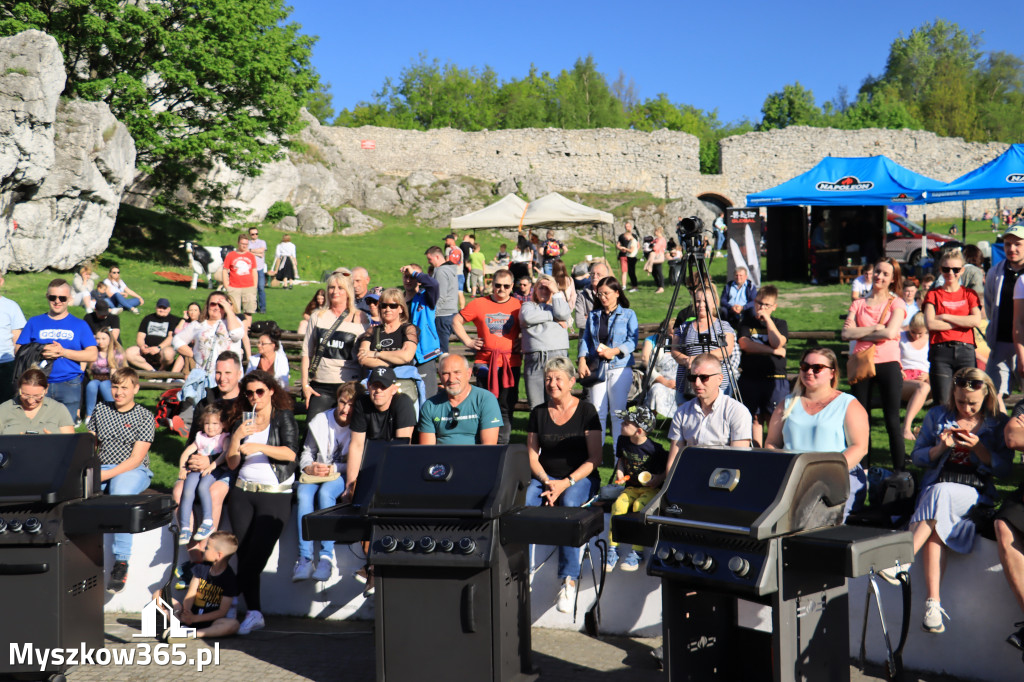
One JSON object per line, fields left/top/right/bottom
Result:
{"left": 126, "top": 298, "right": 181, "bottom": 372}
{"left": 83, "top": 298, "right": 121, "bottom": 343}
{"left": 989, "top": 224, "right": 1024, "bottom": 406}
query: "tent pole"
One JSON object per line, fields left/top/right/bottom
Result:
{"left": 961, "top": 201, "right": 967, "bottom": 243}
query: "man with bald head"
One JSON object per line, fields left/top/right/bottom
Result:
{"left": 352, "top": 267, "right": 372, "bottom": 316}
{"left": 574, "top": 261, "right": 612, "bottom": 330}
{"left": 418, "top": 353, "right": 502, "bottom": 445}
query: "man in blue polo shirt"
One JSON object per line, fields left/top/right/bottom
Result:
{"left": 418, "top": 354, "right": 502, "bottom": 445}
{"left": 16, "top": 278, "right": 98, "bottom": 422}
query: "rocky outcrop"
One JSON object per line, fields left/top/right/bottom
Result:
{"left": 0, "top": 30, "right": 136, "bottom": 272}
{"left": 334, "top": 207, "right": 382, "bottom": 236}
{"left": 295, "top": 205, "right": 333, "bottom": 235}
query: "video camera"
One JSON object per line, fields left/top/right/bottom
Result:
{"left": 676, "top": 216, "right": 706, "bottom": 255}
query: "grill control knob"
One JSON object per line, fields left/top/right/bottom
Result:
{"left": 692, "top": 551, "right": 715, "bottom": 572}
{"left": 24, "top": 518, "right": 41, "bottom": 534}
{"left": 0, "top": 518, "right": 6, "bottom": 534}
{"left": 380, "top": 535, "right": 397, "bottom": 552}
{"left": 457, "top": 537, "right": 476, "bottom": 555}
{"left": 419, "top": 536, "right": 436, "bottom": 553}
{"left": 672, "top": 549, "right": 691, "bottom": 566}
{"left": 400, "top": 537, "right": 416, "bottom": 552}
{"left": 439, "top": 538, "right": 454, "bottom": 552}
{"left": 728, "top": 556, "right": 750, "bottom": 577}
{"left": 8, "top": 519, "right": 22, "bottom": 533}
{"left": 656, "top": 547, "right": 672, "bottom": 564}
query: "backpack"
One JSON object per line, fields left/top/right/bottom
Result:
{"left": 11, "top": 342, "right": 52, "bottom": 392}
{"left": 155, "top": 388, "right": 182, "bottom": 426}
{"left": 545, "top": 240, "right": 561, "bottom": 258}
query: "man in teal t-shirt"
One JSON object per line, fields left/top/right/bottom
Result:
{"left": 418, "top": 354, "right": 502, "bottom": 445}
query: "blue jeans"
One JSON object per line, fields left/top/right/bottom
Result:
{"left": 85, "top": 378, "right": 112, "bottom": 417}
{"left": 47, "top": 375, "right": 82, "bottom": 422}
{"left": 179, "top": 471, "right": 215, "bottom": 528}
{"left": 296, "top": 477, "right": 348, "bottom": 560}
{"left": 101, "top": 464, "right": 154, "bottom": 561}
{"left": 543, "top": 261, "right": 554, "bottom": 275}
{"left": 435, "top": 314, "right": 454, "bottom": 354}
{"left": 256, "top": 269, "right": 266, "bottom": 312}
{"left": 109, "top": 292, "right": 141, "bottom": 310}
{"left": 525, "top": 476, "right": 593, "bottom": 580}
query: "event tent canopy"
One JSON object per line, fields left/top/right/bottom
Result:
{"left": 746, "top": 155, "right": 945, "bottom": 206}
{"left": 449, "top": 193, "right": 528, "bottom": 230}
{"left": 450, "top": 192, "right": 613, "bottom": 230}
{"left": 928, "top": 144, "right": 1024, "bottom": 202}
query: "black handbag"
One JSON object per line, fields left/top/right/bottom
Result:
{"left": 577, "top": 356, "right": 607, "bottom": 388}
{"left": 937, "top": 461, "right": 989, "bottom": 492}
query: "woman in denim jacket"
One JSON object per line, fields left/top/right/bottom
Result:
{"left": 883, "top": 367, "right": 1011, "bottom": 634}
{"left": 578, "top": 277, "right": 639, "bottom": 444}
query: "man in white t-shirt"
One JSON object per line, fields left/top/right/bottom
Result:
{"left": 247, "top": 227, "right": 268, "bottom": 314}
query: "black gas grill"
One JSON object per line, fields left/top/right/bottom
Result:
{"left": 0, "top": 434, "right": 175, "bottom": 681}
{"left": 304, "top": 442, "right": 603, "bottom": 682}
{"left": 613, "top": 446, "right": 912, "bottom": 682}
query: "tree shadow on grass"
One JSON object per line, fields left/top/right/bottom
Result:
{"left": 105, "top": 205, "right": 203, "bottom": 266}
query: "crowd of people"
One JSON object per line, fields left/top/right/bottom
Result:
{"left": 3, "top": 222, "right": 1024, "bottom": 658}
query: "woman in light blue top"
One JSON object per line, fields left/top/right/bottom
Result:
{"left": 766, "top": 347, "right": 870, "bottom": 517}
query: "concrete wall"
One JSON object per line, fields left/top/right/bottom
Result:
{"left": 106, "top": 518, "right": 1020, "bottom": 681}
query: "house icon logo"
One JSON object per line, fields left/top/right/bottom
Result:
{"left": 135, "top": 596, "right": 197, "bottom": 639}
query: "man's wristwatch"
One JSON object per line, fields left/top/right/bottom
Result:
{"left": 567, "top": 475, "right": 576, "bottom": 486}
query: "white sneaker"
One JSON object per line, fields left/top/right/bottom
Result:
{"left": 922, "top": 598, "right": 949, "bottom": 634}
{"left": 556, "top": 578, "right": 576, "bottom": 614}
{"left": 291, "top": 557, "right": 313, "bottom": 582}
{"left": 878, "top": 563, "right": 911, "bottom": 586}
{"left": 312, "top": 556, "right": 334, "bottom": 582}
{"left": 237, "top": 610, "right": 264, "bottom": 635}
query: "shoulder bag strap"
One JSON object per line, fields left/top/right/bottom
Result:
{"left": 307, "top": 310, "right": 348, "bottom": 382}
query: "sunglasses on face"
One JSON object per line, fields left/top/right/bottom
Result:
{"left": 799, "top": 362, "right": 833, "bottom": 375}
{"left": 493, "top": 283, "right": 512, "bottom": 290}
{"left": 110, "top": 270, "right": 120, "bottom": 275}
{"left": 47, "top": 295, "right": 68, "bottom": 302}
{"left": 379, "top": 302, "right": 401, "bottom": 310}
{"left": 941, "top": 266, "right": 962, "bottom": 274}
{"left": 687, "top": 373, "right": 720, "bottom": 384}
{"left": 244, "top": 388, "right": 267, "bottom": 399}
{"left": 953, "top": 376, "right": 985, "bottom": 391}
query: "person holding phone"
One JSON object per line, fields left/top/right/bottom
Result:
{"left": 880, "top": 367, "right": 1011, "bottom": 634}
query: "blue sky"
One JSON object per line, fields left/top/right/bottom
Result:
{"left": 288, "top": 0, "right": 1023, "bottom": 125}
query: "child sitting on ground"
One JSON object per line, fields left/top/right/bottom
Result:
{"left": 176, "top": 405, "right": 228, "bottom": 544}
{"left": 158, "top": 531, "right": 240, "bottom": 641}
{"left": 606, "top": 406, "right": 667, "bottom": 572}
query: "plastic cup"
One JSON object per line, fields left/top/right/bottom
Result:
{"left": 638, "top": 471, "right": 652, "bottom": 485}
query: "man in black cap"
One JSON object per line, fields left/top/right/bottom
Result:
{"left": 126, "top": 298, "right": 181, "bottom": 371}
{"left": 83, "top": 299, "right": 121, "bottom": 343}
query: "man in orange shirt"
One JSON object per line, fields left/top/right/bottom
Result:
{"left": 221, "top": 235, "right": 258, "bottom": 315}
{"left": 453, "top": 269, "right": 521, "bottom": 445}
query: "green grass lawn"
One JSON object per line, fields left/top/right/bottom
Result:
{"left": 5, "top": 205, "right": 1020, "bottom": 493}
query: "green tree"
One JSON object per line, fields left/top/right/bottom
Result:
{"left": 837, "top": 84, "right": 922, "bottom": 130}
{"left": 757, "top": 82, "right": 822, "bottom": 131}
{"left": 551, "top": 56, "right": 627, "bottom": 129}
{"left": 495, "top": 66, "right": 556, "bottom": 129}
{"left": 304, "top": 78, "right": 336, "bottom": 125}
{"left": 976, "top": 51, "right": 1024, "bottom": 142}
{"left": 0, "top": 0, "right": 319, "bottom": 218}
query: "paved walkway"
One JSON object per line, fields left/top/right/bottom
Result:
{"left": 49, "top": 612, "right": 972, "bottom": 682}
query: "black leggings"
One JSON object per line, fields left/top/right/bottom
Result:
{"left": 651, "top": 262, "right": 664, "bottom": 288}
{"left": 626, "top": 257, "right": 638, "bottom": 287}
{"left": 850, "top": 360, "right": 906, "bottom": 471}
{"left": 229, "top": 487, "right": 291, "bottom": 612}
{"left": 306, "top": 381, "right": 342, "bottom": 422}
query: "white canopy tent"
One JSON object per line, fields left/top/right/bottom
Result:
{"left": 450, "top": 193, "right": 529, "bottom": 230}
{"left": 450, "top": 192, "right": 614, "bottom": 230}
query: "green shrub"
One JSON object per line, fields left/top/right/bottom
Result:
{"left": 266, "top": 201, "right": 295, "bottom": 222}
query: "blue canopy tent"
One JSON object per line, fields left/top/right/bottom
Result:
{"left": 929, "top": 144, "right": 1024, "bottom": 202}
{"left": 746, "top": 155, "right": 945, "bottom": 206}
{"left": 746, "top": 156, "right": 946, "bottom": 281}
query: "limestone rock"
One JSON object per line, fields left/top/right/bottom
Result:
{"left": 0, "top": 31, "right": 136, "bottom": 272}
{"left": 496, "top": 176, "right": 518, "bottom": 196}
{"left": 517, "top": 173, "right": 549, "bottom": 200}
{"left": 334, "top": 206, "right": 382, "bottom": 237}
{"left": 277, "top": 216, "right": 297, "bottom": 232}
{"left": 365, "top": 185, "right": 402, "bottom": 214}
{"left": 405, "top": 171, "right": 436, "bottom": 188}
{"left": 295, "top": 205, "right": 333, "bottom": 235}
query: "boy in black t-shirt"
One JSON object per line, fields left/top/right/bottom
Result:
{"left": 607, "top": 406, "right": 666, "bottom": 572}
{"left": 158, "top": 531, "right": 240, "bottom": 640}
{"left": 736, "top": 285, "right": 789, "bottom": 447}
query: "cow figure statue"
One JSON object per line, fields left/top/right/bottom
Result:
{"left": 182, "top": 241, "right": 232, "bottom": 290}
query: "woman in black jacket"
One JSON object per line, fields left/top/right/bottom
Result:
{"left": 226, "top": 370, "right": 299, "bottom": 635}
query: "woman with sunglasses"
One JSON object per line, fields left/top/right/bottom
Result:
{"left": 879, "top": 368, "right": 1010, "bottom": 634}
{"left": 226, "top": 370, "right": 299, "bottom": 635}
{"left": 356, "top": 287, "right": 423, "bottom": 403}
{"left": 172, "top": 292, "right": 245, "bottom": 377}
{"left": 842, "top": 257, "right": 907, "bottom": 470}
{"left": 766, "top": 347, "right": 870, "bottom": 517}
{"left": 923, "top": 249, "right": 982, "bottom": 406}
{"left": 0, "top": 368, "right": 75, "bottom": 434}
{"left": 301, "top": 274, "right": 368, "bottom": 421}
{"left": 101, "top": 265, "right": 144, "bottom": 315}
{"left": 578, "top": 277, "right": 639, "bottom": 444}
{"left": 247, "top": 326, "right": 289, "bottom": 387}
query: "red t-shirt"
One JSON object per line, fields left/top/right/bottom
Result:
{"left": 924, "top": 287, "right": 979, "bottom": 345}
{"left": 459, "top": 296, "right": 522, "bottom": 367}
{"left": 223, "top": 251, "right": 257, "bottom": 288}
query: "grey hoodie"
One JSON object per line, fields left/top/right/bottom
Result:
{"left": 519, "top": 293, "right": 571, "bottom": 353}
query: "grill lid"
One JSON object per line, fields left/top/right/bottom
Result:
{"left": 648, "top": 447, "right": 849, "bottom": 540}
{"left": 368, "top": 443, "right": 529, "bottom": 519}
{"left": 0, "top": 434, "right": 99, "bottom": 504}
